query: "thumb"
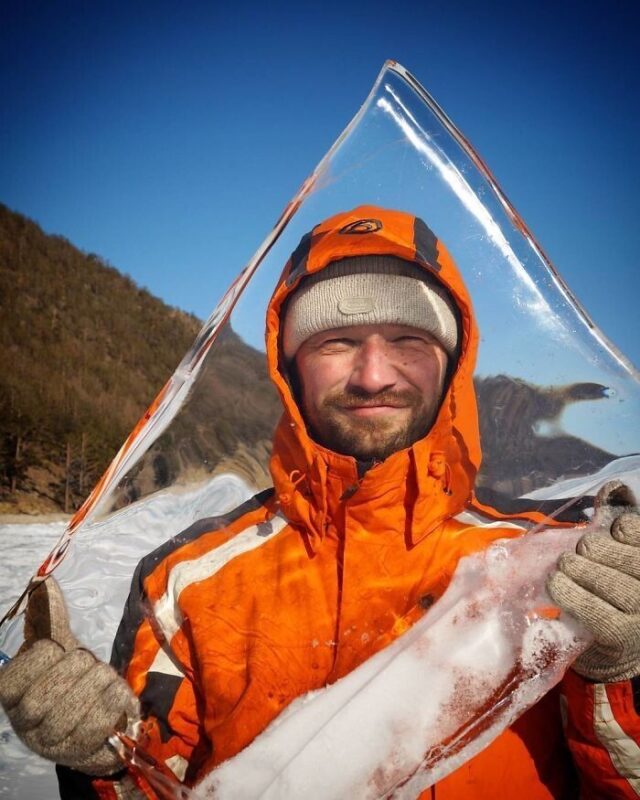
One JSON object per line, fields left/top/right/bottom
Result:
{"left": 22, "top": 577, "right": 78, "bottom": 653}
{"left": 593, "top": 481, "right": 638, "bottom": 531}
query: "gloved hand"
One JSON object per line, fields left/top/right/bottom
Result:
{"left": 547, "top": 480, "right": 640, "bottom": 683}
{"left": 0, "top": 576, "right": 139, "bottom": 776}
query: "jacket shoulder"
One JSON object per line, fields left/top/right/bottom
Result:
{"left": 111, "top": 487, "right": 275, "bottom": 670}
{"left": 136, "top": 486, "right": 276, "bottom": 576}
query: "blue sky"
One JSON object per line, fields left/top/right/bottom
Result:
{"left": 1, "top": 0, "right": 639, "bottom": 366}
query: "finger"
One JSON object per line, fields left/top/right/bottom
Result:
{"left": 37, "top": 662, "right": 124, "bottom": 746}
{"left": 70, "top": 741, "right": 123, "bottom": 777}
{"left": 24, "top": 578, "right": 78, "bottom": 652}
{"left": 612, "top": 513, "right": 640, "bottom": 547}
{"left": 577, "top": 533, "right": 640, "bottom": 580}
{"left": 11, "top": 649, "right": 96, "bottom": 731}
{"left": 558, "top": 553, "right": 640, "bottom": 614}
{"left": 547, "top": 571, "right": 629, "bottom": 649}
{"left": 43, "top": 578, "right": 78, "bottom": 651}
{"left": 32, "top": 729, "right": 122, "bottom": 777}
{"left": 55, "top": 666, "right": 138, "bottom": 755}
{"left": 595, "top": 481, "right": 636, "bottom": 509}
{"left": 62, "top": 680, "right": 137, "bottom": 758}
{"left": 100, "top": 674, "right": 140, "bottom": 726}
{"left": 0, "top": 640, "right": 64, "bottom": 711}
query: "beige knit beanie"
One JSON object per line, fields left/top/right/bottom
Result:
{"left": 282, "top": 255, "right": 459, "bottom": 359}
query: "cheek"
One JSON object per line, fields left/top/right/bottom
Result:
{"left": 409, "top": 354, "right": 448, "bottom": 396}
{"left": 298, "top": 358, "right": 345, "bottom": 411}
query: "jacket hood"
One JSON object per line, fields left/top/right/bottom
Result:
{"left": 266, "top": 205, "right": 483, "bottom": 546}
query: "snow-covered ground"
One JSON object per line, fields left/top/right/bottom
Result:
{"left": 524, "top": 454, "right": 640, "bottom": 503}
{"left": 0, "top": 519, "right": 66, "bottom": 624}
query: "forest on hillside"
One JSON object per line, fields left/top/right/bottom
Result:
{"left": 0, "top": 204, "right": 280, "bottom": 514}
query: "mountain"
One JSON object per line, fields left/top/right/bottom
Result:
{"left": 0, "top": 204, "right": 280, "bottom": 515}
{"left": 474, "top": 375, "right": 613, "bottom": 518}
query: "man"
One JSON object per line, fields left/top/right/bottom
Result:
{"left": 1, "top": 206, "right": 639, "bottom": 798}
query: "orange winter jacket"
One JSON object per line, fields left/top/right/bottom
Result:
{"left": 66, "top": 207, "right": 640, "bottom": 799}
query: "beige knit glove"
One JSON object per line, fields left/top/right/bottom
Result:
{"left": 0, "top": 577, "right": 139, "bottom": 776}
{"left": 547, "top": 481, "right": 640, "bottom": 683}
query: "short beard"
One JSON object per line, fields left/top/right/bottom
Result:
{"left": 307, "top": 386, "right": 435, "bottom": 462}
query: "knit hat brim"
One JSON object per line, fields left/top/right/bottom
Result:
{"left": 282, "top": 255, "right": 459, "bottom": 358}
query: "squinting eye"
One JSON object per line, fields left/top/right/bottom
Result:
{"left": 324, "top": 338, "right": 355, "bottom": 347}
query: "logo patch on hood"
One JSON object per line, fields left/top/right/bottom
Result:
{"left": 339, "top": 218, "right": 383, "bottom": 235}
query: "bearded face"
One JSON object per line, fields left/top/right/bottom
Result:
{"left": 294, "top": 324, "right": 449, "bottom": 461}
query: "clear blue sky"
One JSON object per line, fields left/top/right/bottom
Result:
{"left": 1, "top": 0, "right": 639, "bottom": 365}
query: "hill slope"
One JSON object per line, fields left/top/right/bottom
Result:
{"left": 0, "top": 205, "right": 280, "bottom": 514}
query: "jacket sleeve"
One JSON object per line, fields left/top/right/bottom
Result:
{"left": 113, "top": 555, "right": 212, "bottom": 785}
{"left": 561, "top": 669, "right": 640, "bottom": 798}
{"left": 58, "top": 557, "right": 210, "bottom": 799}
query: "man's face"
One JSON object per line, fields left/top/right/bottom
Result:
{"left": 294, "top": 323, "right": 449, "bottom": 461}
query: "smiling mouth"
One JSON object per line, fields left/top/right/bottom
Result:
{"left": 340, "top": 404, "right": 408, "bottom": 416}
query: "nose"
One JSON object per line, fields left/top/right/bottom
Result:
{"left": 349, "top": 338, "right": 397, "bottom": 394}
